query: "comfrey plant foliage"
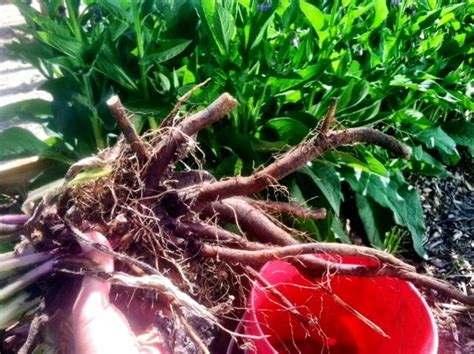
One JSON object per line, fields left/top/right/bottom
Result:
{"left": 1, "top": 0, "right": 472, "bottom": 257}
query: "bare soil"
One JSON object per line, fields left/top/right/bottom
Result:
{"left": 413, "top": 151, "right": 474, "bottom": 354}
{"left": 0, "top": 1, "right": 49, "bottom": 138}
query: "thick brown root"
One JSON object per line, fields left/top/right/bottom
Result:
{"left": 191, "top": 128, "right": 411, "bottom": 206}
{"left": 144, "top": 93, "right": 238, "bottom": 189}
{"left": 8, "top": 91, "right": 472, "bottom": 354}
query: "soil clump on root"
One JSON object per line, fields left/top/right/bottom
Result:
{"left": 1, "top": 89, "right": 473, "bottom": 353}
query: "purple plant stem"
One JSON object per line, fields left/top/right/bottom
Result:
{"left": 0, "top": 214, "right": 29, "bottom": 225}
{"left": 0, "top": 223, "right": 24, "bottom": 235}
{"left": 0, "top": 260, "right": 55, "bottom": 301}
{"left": 1, "top": 252, "right": 53, "bottom": 270}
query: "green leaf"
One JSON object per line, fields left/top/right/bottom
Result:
{"left": 416, "top": 126, "right": 460, "bottom": 165}
{"left": 0, "top": 128, "right": 48, "bottom": 161}
{"left": 372, "top": 0, "right": 388, "bottom": 29}
{"left": 411, "top": 145, "right": 449, "bottom": 178}
{"left": 214, "top": 154, "right": 243, "bottom": 178}
{"left": 300, "top": 163, "right": 342, "bottom": 215}
{"left": 356, "top": 194, "right": 391, "bottom": 248}
{"left": 267, "top": 60, "right": 330, "bottom": 95}
{"left": 344, "top": 170, "right": 426, "bottom": 258}
{"left": 199, "top": 0, "right": 224, "bottom": 54}
{"left": 68, "top": 166, "right": 112, "bottom": 186}
{"left": 331, "top": 216, "right": 351, "bottom": 244}
{"left": 0, "top": 99, "right": 52, "bottom": 121}
{"left": 394, "top": 109, "right": 433, "bottom": 129}
{"left": 299, "top": 0, "right": 327, "bottom": 43}
{"left": 16, "top": 2, "right": 70, "bottom": 37}
{"left": 442, "top": 121, "right": 474, "bottom": 156}
{"left": 262, "top": 117, "right": 309, "bottom": 145}
{"left": 364, "top": 152, "right": 388, "bottom": 176}
{"left": 238, "top": 0, "right": 251, "bottom": 10}
{"left": 200, "top": 0, "right": 216, "bottom": 26}
{"left": 339, "top": 100, "right": 382, "bottom": 125}
{"left": 214, "top": 4, "right": 235, "bottom": 53}
{"left": 338, "top": 80, "right": 369, "bottom": 110}
{"left": 145, "top": 39, "right": 192, "bottom": 64}
{"left": 36, "top": 31, "right": 82, "bottom": 58}
{"left": 332, "top": 151, "right": 374, "bottom": 174}
{"left": 94, "top": 46, "right": 138, "bottom": 91}
{"left": 249, "top": 13, "right": 275, "bottom": 51}
{"left": 396, "top": 176, "right": 426, "bottom": 258}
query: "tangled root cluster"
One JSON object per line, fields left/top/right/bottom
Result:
{"left": 68, "top": 135, "right": 245, "bottom": 311}
{"left": 6, "top": 86, "right": 473, "bottom": 353}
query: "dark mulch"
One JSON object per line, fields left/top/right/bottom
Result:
{"left": 412, "top": 151, "right": 473, "bottom": 354}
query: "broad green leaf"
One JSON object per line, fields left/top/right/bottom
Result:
{"left": 96, "top": 0, "right": 129, "bottom": 21}
{"left": 109, "top": 20, "right": 130, "bottom": 42}
{"left": 36, "top": 32, "right": 82, "bottom": 58}
{"left": 396, "top": 175, "right": 426, "bottom": 258}
{"left": 437, "top": 12, "right": 455, "bottom": 28}
{"left": 442, "top": 121, "right": 474, "bottom": 155}
{"left": 276, "top": 0, "right": 292, "bottom": 15}
{"left": 299, "top": 0, "right": 327, "bottom": 43}
{"left": 145, "top": 40, "right": 192, "bottom": 64}
{"left": 251, "top": 139, "right": 287, "bottom": 153}
{"left": 416, "top": 126, "right": 460, "bottom": 165}
{"left": 200, "top": 0, "right": 216, "bottom": 24}
{"left": 297, "top": 63, "right": 329, "bottom": 80}
{"left": 411, "top": 145, "right": 449, "bottom": 178}
{"left": 356, "top": 194, "right": 390, "bottom": 248}
{"left": 263, "top": 117, "right": 309, "bottom": 145}
{"left": 344, "top": 170, "right": 426, "bottom": 258}
{"left": 338, "top": 80, "right": 369, "bottom": 110}
{"left": 300, "top": 163, "right": 342, "bottom": 215}
{"left": 214, "top": 4, "right": 235, "bottom": 53}
{"left": 427, "top": 0, "right": 437, "bottom": 10}
{"left": 94, "top": 46, "right": 138, "bottom": 91}
{"left": 0, "top": 128, "right": 48, "bottom": 161}
{"left": 394, "top": 109, "right": 433, "bottom": 129}
{"left": 339, "top": 100, "right": 382, "bottom": 125}
{"left": 249, "top": 13, "right": 275, "bottom": 51}
{"left": 16, "top": 2, "right": 70, "bottom": 37}
{"left": 275, "top": 90, "right": 302, "bottom": 103}
{"left": 214, "top": 154, "right": 243, "bottom": 177}
{"left": 268, "top": 76, "right": 305, "bottom": 96}
{"left": 0, "top": 99, "right": 52, "bottom": 121}
{"left": 372, "top": 0, "right": 388, "bottom": 29}
{"left": 332, "top": 151, "right": 374, "bottom": 174}
{"left": 267, "top": 60, "right": 330, "bottom": 95}
{"left": 199, "top": 0, "right": 223, "bottom": 53}
{"left": 340, "top": 3, "right": 372, "bottom": 35}
{"left": 364, "top": 152, "right": 387, "bottom": 176}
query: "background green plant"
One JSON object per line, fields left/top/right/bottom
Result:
{"left": 1, "top": 0, "right": 473, "bottom": 257}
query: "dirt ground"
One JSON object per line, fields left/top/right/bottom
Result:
{"left": 413, "top": 153, "right": 474, "bottom": 354}
{"left": 0, "top": 2, "right": 472, "bottom": 353}
{"left": 0, "top": 1, "right": 49, "bottom": 138}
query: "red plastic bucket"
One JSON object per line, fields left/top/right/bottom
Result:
{"left": 236, "top": 255, "right": 437, "bottom": 354}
